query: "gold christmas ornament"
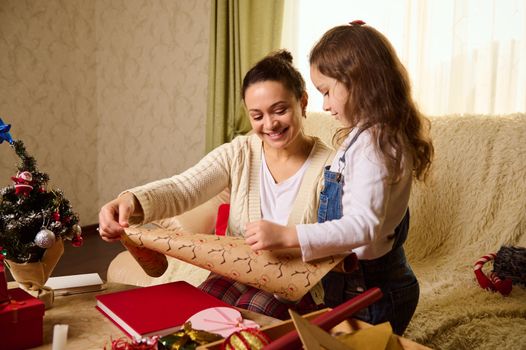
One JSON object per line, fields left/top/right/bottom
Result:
{"left": 221, "top": 328, "right": 270, "bottom": 350}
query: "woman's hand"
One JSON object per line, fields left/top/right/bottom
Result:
{"left": 98, "top": 192, "right": 141, "bottom": 242}
{"left": 244, "top": 220, "right": 299, "bottom": 251}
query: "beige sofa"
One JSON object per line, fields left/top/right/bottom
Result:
{"left": 107, "top": 112, "right": 526, "bottom": 349}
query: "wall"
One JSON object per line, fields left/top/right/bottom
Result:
{"left": 0, "top": 0, "right": 210, "bottom": 225}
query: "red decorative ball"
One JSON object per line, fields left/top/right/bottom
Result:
{"left": 221, "top": 328, "right": 271, "bottom": 350}
{"left": 72, "top": 234, "right": 83, "bottom": 247}
{"left": 52, "top": 211, "right": 61, "bottom": 221}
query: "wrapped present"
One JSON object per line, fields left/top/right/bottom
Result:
{"left": 1, "top": 254, "right": 9, "bottom": 304}
{"left": 159, "top": 322, "right": 223, "bottom": 349}
{"left": 198, "top": 288, "right": 384, "bottom": 350}
{"left": 0, "top": 288, "right": 45, "bottom": 349}
{"left": 187, "top": 307, "right": 260, "bottom": 338}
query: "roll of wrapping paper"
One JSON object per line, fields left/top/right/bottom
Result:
{"left": 123, "top": 226, "right": 346, "bottom": 301}
{"left": 121, "top": 232, "right": 168, "bottom": 277}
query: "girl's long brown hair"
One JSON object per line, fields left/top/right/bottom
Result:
{"left": 310, "top": 24, "right": 433, "bottom": 181}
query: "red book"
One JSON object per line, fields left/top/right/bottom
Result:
{"left": 96, "top": 281, "right": 232, "bottom": 338}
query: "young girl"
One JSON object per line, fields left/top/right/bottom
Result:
{"left": 244, "top": 21, "right": 434, "bottom": 334}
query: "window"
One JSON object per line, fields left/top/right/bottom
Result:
{"left": 281, "top": 0, "right": 526, "bottom": 115}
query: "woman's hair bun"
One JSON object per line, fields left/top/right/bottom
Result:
{"left": 242, "top": 48, "right": 304, "bottom": 100}
{"left": 272, "top": 49, "right": 293, "bottom": 64}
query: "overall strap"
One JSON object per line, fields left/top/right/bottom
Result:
{"left": 337, "top": 128, "right": 367, "bottom": 175}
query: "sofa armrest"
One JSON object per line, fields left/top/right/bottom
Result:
{"left": 107, "top": 251, "right": 158, "bottom": 286}
{"left": 107, "top": 251, "right": 210, "bottom": 287}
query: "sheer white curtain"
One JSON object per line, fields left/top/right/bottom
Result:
{"left": 281, "top": 0, "right": 526, "bottom": 115}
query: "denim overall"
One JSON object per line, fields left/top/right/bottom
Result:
{"left": 319, "top": 130, "right": 419, "bottom": 335}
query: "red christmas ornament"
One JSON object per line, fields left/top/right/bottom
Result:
{"left": 110, "top": 336, "right": 159, "bottom": 350}
{"left": 52, "top": 211, "right": 61, "bottom": 221}
{"left": 72, "top": 234, "right": 83, "bottom": 247}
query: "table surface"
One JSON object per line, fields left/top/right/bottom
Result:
{"left": 8, "top": 282, "right": 430, "bottom": 350}
{"left": 16, "top": 282, "right": 279, "bottom": 350}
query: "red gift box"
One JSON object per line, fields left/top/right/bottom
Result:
{"left": 1, "top": 259, "right": 9, "bottom": 304}
{"left": 0, "top": 288, "right": 45, "bottom": 350}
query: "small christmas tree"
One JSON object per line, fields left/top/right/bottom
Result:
{"left": 0, "top": 118, "right": 83, "bottom": 263}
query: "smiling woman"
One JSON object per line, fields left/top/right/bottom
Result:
{"left": 98, "top": 50, "right": 334, "bottom": 320}
{"left": 244, "top": 80, "right": 313, "bottom": 185}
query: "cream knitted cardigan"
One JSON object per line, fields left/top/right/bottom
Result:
{"left": 129, "top": 134, "right": 334, "bottom": 236}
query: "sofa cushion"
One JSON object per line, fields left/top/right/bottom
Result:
{"left": 404, "top": 114, "right": 526, "bottom": 348}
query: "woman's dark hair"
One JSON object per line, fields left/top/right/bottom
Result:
{"left": 242, "top": 50, "right": 305, "bottom": 101}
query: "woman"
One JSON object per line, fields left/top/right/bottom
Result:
{"left": 98, "top": 50, "right": 333, "bottom": 319}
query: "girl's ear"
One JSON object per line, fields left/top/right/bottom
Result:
{"left": 301, "top": 92, "right": 309, "bottom": 117}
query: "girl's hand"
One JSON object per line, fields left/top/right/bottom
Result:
{"left": 98, "top": 192, "right": 141, "bottom": 242}
{"left": 244, "top": 220, "right": 299, "bottom": 251}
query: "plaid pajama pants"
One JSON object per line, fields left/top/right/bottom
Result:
{"left": 198, "top": 273, "right": 321, "bottom": 320}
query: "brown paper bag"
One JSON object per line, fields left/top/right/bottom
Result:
{"left": 6, "top": 239, "right": 64, "bottom": 308}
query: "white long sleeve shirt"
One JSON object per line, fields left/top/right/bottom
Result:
{"left": 297, "top": 128, "right": 413, "bottom": 262}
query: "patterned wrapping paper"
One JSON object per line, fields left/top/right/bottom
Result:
{"left": 122, "top": 226, "right": 346, "bottom": 301}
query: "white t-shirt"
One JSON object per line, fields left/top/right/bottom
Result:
{"left": 297, "top": 128, "right": 413, "bottom": 261}
{"left": 260, "top": 153, "right": 312, "bottom": 225}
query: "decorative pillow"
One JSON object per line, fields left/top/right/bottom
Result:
{"left": 493, "top": 245, "right": 526, "bottom": 286}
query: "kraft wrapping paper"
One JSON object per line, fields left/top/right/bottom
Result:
{"left": 122, "top": 226, "right": 346, "bottom": 301}
{"left": 7, "top": 239, "right": 64, "bottom": 308}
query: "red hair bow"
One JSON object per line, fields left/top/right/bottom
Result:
{"left": 350, "top": 20, "right": 366, "bottom": 26}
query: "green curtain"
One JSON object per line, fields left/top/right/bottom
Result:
{"left": 206, "top": 0, "right": 284, "bottom": 152}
